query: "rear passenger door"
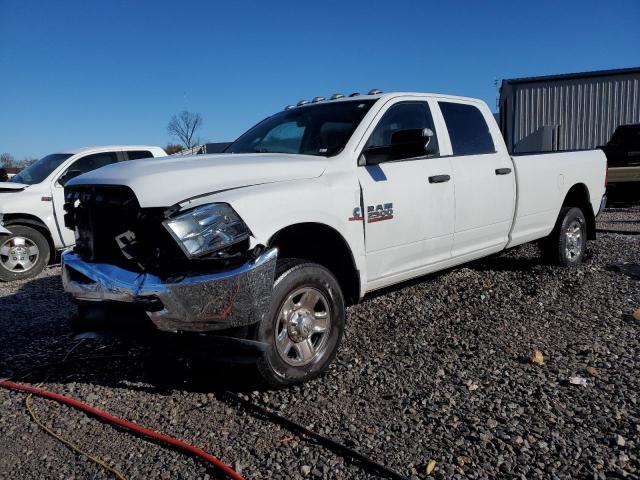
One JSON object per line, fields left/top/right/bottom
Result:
{"left": 437, "top": 101, "right": 516, "bottom": 257}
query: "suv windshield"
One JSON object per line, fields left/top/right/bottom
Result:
{"left": 226, "top": 99, "right": 377, "bottom": 157}
{"left": 11, "top": 153, "right": 73, "bottom": 185}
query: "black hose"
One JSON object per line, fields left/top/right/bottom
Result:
{"left": 221, "top": 391, "right": 410, "bottom": 480}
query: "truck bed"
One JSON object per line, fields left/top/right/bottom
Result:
{"left": 508, "top": 149, "right": 607, "bottom": 247}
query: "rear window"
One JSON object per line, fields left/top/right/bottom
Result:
{"left": 439, "top": 102, "right": 495, "bottom": 155}
{"left": 126, "top": 150, "right": 154, "bottom": 160}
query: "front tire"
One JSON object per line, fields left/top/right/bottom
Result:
{"left": 0, "top": 225, "right": 50, "bottom": 282}
{"left": 256, "top": 259, "right": 345, "bottom": 387}
{"left": 541, "top": 207, "right": 587, "bottom": 267}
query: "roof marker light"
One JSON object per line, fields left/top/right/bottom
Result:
{"left": 368, "top": 89, "right": 383, "bottom": 95}
{"left": 348, "top": 92, "right": 360, "bottom": 97}
{"left": 330, "top": 93, "right": 345, "bottom": 100}
{"left": 297, "top": 99, "right": 310, "bottom": 106}
{"left": 284, "top": 105, "right": 295, "bottom": 110}
{"left": 311, "top": 96, "right": 325, "bottom": 103}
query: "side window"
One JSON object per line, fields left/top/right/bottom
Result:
{"left": 364, "top": 102, "right": 439, "bottom": 163}
{"left": 126, "top": 150, "right": 154, "bottom": 160}
{"left": 439, "top": 102, "right": 495, "bottom": 155}
{"left": 68, "top": 152, "right": 118, "bottom": 175}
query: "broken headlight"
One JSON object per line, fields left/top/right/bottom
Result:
{"left": 162, "top": 203, "right": 250, "bottom": 258}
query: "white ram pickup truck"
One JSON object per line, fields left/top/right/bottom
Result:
{"left": 0, "top": 146, "right": 166, "bottom": 281}
{"left": 61, "top": 92, "right": 607, "bottom": 386}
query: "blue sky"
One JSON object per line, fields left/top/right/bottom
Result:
{"left": 1, "top": 0, "right": 638, "bottom": 159}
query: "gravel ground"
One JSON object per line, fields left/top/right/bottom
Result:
{"left": 1, "top": 207, "right": 639, "bottom": 480}
{"left": 597, "top": 207, "right": 640, "bottom": 234}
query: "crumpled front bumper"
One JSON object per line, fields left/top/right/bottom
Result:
{"left": 62, "top": 249, "right": 277, "bottom": 333}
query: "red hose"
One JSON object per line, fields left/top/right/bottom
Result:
{"left": 0, "top": 380, "right": 245, "bottom": 480}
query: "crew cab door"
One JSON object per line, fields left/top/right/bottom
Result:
{"left": 356, "top": 99, "right": 455, "bottom": 284}
{"left": 436, "top": 100, "right": 516, "bottom": 257}
{"left": 51, "top": 151, "right": 121, "bottom": 246}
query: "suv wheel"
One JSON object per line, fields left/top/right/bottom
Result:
{"left": 0, "top": 225, "right": 50, "bottom": 282}
{"left": 256, "top": 259, "right": 345, "bottom": 387}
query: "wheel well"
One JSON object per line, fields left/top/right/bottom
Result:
{"left": 269, "top": 223, "right": 360, "bottom": 305}
{"left": 562, "top": 184, "right": 596, "bottom": 240}
{"left": 2, "top": 214, "right": 56, "bottom": 262}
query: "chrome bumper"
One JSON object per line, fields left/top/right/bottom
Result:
{"left": 62, "top": 249, "right": 278, "bottom": 333}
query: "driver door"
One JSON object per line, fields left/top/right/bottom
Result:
{"left": 356, "top": 100, "right": 455, "bottom": 285}
{"left": 52, "top": 151, "right": 120, "bottom": 246}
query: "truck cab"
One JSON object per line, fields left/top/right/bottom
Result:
{"left": 0, "top": 145, "right": 166, "bottom": 281}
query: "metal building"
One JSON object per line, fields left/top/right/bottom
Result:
{"left": 499, "top": 67, "right": 640, "bottom": 153}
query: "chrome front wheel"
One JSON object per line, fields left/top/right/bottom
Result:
{"left": 0, "top": 236, "right": 40, "bottom": 273}
{"left": 275, "top": 287, "right": 332, "bottom": 366}
{"left": 0, "top": 225, "right": 50, "bottom": 282}
{"left": 257, "top": 259, "right": 345, "bottom": 387}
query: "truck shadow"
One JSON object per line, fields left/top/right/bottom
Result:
{"left": 0, "top": 275, "right": 263, "bottom": 393}
{"left": 364, "top": 247, "right": 543, "bottom": 301}
{"left": 1, "top": 244, "right": 545, "bottom": 394}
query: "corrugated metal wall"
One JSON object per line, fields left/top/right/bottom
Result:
{"left": 504, "top": 70, "right": 640, "bottom": 152}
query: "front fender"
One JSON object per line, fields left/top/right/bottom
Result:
{"left": 182, "top": 176, "right": 368, "bottom": 298}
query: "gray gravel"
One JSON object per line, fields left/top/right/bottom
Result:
{"left": 597, "top": 207, "right": 640, "bottom": 234}
{"left": 1, "top": 207, "right": 639, "bottom": 479}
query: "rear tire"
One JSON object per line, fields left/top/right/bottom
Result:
{"left": 0, "top": 225, "right": 50, "bottom": 282}
{"left": 256, "top": 259, "right": 345, "bottom": 388}
{"left": 541, "top": 207, "right": 587, "bottom": 267}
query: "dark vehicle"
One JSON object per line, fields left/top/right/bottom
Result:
{"left": 601, "top": 124, "right": 640, "bottom": 203}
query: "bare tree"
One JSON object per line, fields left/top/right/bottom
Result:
{"left": 20, "top": 157, "right": 38, "bottom": 167}
{"left": 167, "top": 111, "right": 203, "bottom": 149}
{"left": 1, "top": 152, "right": 15, "bottom": 169}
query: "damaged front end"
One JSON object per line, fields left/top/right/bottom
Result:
{"left": 61, "top": 185, "right": 277, "bottom": 332}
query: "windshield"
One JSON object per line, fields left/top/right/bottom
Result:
{"left": 225, "top": 99, "right": 377, "bottom": 157}
{"left": 11, "top": 153, "right": 73, "bottom": 185}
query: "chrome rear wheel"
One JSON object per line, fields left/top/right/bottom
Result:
{"left": 564, "top": 219, "right": 584, "bottom": 261}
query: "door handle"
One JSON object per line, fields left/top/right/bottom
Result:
{"left": 428, "top": 174, "right": 451, "bottom": 183}
{"left": 495, "top": 168, "right": 512, "bottom": 175}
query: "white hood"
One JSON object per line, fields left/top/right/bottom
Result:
{"left": 67, "top": 153, "right": 327, "bottom": 207}
{"left": 0, "top": 181, "right": 29, "bottom": 191}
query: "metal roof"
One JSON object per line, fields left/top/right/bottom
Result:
{"left": 502, "top": 67, "right": 640, "bottom": 86}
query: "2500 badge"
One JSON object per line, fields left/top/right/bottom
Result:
{"left": 349, "top": 203, "right": 394, "bottom": 223}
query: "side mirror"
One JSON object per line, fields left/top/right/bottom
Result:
{"left": 363, "top": 128, "right": 436, "bottom": 165}
{"left": 423, "top": 128, "right": 434, "bottom": 149}
{"left": 391, "top": 127, "right": 434, "bottom": 149}
{"left": 58, "top": 169, "right": 82, "bottom": 186}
